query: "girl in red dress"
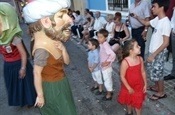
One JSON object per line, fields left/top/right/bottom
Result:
{"left": 117, "top": 39, "right": 147, "bottom": 115}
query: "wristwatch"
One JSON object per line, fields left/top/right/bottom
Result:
{"left": 144, "top": 29, "right": 148, "bottom": 32}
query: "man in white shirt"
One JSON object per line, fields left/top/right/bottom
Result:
{"left": 129, "top": 0, "right": 151, "bottom": 59}
{"left": 71, "top": 10, "right": 83, "bottom": 38}
{"left": 89, "top": 11, "right": 107, "bottom": 38}
{"left": 133, "top": 0, "right": 171, "bottom": 100}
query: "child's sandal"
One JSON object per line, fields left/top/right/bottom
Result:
{"left": 125, "top": 112, "right": 133, "bottom": 115}
{"left": 90, "top": 86, "right": 98, "bottom": 91}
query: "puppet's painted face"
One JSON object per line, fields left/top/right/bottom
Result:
{"left": 44, "top": 9, "right": 73, "bottom": 42}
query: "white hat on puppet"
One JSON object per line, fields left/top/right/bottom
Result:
{"left": 23, "top": 0, "right": 71, "bottom": 23}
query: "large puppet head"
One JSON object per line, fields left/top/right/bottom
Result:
{"left": 23, "top": 0, "right": 72, "bottom": 42}
{"left": 0, "top": 2, "right": 22, "bottom": 45}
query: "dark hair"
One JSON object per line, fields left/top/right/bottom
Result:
{"left": 118, "top": 39, "right": 136, "bottom": 62}
{"left": 75, "top": 10, "right": 80, "bottom": 15}
{"left": 85, "top": 8, "right": 89, "bottom": 13}
{"left": 152, "top": 0, "right": 170, "bottom": 12}
{"left": 98, "top": 29, "right": 108, "bottom": 38}
{"left": 68, "top": 8, "right": 72, "bottom": 12}
{"left": 89, "top": 39, "right": 99, "bottom": 48}
{"left": 114, "top": 12, "right": 122, "bottom": 21}
{"left": 89, "top": 11, "right": 94, "bottom": 18}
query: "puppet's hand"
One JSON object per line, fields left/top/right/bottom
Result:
{"left": 34, "top": 96, "right": 45, "bottom": 108}
{"left": 54, "top": 40, "right": 70, "bottom": 64}
{"left": 54, "top": 41, "right": 66, "bottom": 51}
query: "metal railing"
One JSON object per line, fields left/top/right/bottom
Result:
{"left": 108, "top": 0, "right": 128, "bottom": 11}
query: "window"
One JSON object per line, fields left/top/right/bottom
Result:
{"left": 108, "top": 0, "right": 128, "bottom": 11}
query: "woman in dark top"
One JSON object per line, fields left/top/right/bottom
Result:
{"left": 109, "top": 12, "right": 130, "bottom": 52}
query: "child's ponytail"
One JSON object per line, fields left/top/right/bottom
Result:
{"left": 117, "top": 39, "right": 137, "bottom": 63}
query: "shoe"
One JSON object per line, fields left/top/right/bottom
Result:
{"left": 147, "top": 86, "right": 158, "bottom": 92}
{"left": 95, "top": 91, "right": 104, "bottom": 95}
{"left": 149, "top": 94, "right": 167, "bottom": 100}
{"left": 90, "top": 86, "right": 98, "bottom": 92}
{"left": 102, "top": 96, "right": 112, "bottom": 101}
{"left": 164, "top": 74, "right": 175, "bottom": 80}
{"left": 111, "top": 92, "right": 114, "bottom": 96}
{"left": 125, "top": 112, "right": 133, "bottom": 115}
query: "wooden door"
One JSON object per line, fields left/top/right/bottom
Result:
{"left": 72, "top": 0, "right": 87, "bottom": 16}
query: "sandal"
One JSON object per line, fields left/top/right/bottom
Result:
{"left": 149, "top": 94, "right": 167, "bottom": 100}
{"left": 102, "top": 96, "right": 112, "bottom": 101}
{"left": 90, "top": 86, "right": 98, "bottom": 91}
{"left": 147, "top": 87, "right": 158, "bottom": 92}
{"left": 125, "top": 112, "right": 133, "bottom": 115}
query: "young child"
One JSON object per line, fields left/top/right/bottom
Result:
{"left": 117, "top": 39, "right": 147, "bottom": 115}
{"left": 87, "top": 39, "right": 103, "bottom": 95}
{"left": 97, "top": 29, "right": 116, "bottom": 101}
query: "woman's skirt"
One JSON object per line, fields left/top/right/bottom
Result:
{"left": 3, "top": 59, "right": 36, "bottom": 106}
{"left": 40, "top": 77, "right": 77, "bottom": 115}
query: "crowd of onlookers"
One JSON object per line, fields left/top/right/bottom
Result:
{"left": 68, "top": 0, "right": 175, "bottom": 115}
{"left": 68, "top": 8, "right": 130, "bottom": 53}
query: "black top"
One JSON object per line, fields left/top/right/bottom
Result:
{"left": 114, "top": 30, "right": 126, "bottom": 39}
{"left": 114, "top": 24, "right": 126, "bottom": 39}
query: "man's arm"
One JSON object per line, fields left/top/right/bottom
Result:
{"left": 141, "top": 17, "right": 150, "bottom": 40}
{"left": 132, "top": 14, "right": 150, "bottom": 26}
{"left": 144, "top": 17, "right": 150, "bottom": 30}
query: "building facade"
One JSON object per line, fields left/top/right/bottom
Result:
{"left": 72, "top": 0, "right": 136, "bottom": 19}
{"left": 73, "top": 0, "right": 152, "bottom": 20}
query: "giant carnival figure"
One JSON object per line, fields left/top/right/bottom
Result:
{"left": 0, "top": 2, "right": 36, "bottom": 107}
{"left": 23, "top": 0, "right": 77, "bottom": 114}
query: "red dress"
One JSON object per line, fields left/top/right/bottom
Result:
{"left": 117, "top": 57, "right": 146, "bottom": 109}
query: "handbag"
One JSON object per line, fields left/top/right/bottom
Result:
{"left": 109, "top": 23, "right": 123, "bottom": 46}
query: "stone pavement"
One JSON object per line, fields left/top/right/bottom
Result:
{"left": 71, "top": 36, "right": 175, "bottom": 115}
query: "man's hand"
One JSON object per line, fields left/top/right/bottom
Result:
{"left": 130, "top": 13, "right": 137, "bottom": 18}
{"left": 143, "top": 85, "right": 147, "bottom": 93}
{"left": 147, "top": 54, "right": 156, "bottom": 63}
{"left": 141, "top": 30, "right": 147, "bottom": 41}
